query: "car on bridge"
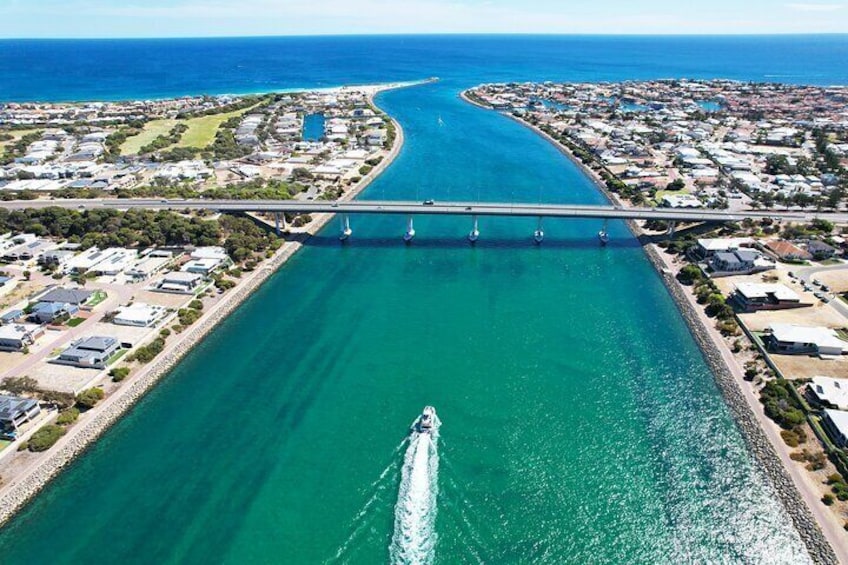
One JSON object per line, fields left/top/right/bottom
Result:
{"left": 423, "top": 199, "right": 435, "bottom": 205}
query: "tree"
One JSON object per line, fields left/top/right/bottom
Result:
{"left": 666, "top": 178, "right": 685, "bottom": 191}
{"left": 75, "top": 387, "right": 105, "bottom": 410}
{"left": 677, "top": 265, "right": 703, "bottom": 285}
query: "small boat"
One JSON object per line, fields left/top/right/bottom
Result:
{"left": 534, "top": 229, "right": 544, "bottom": 244}
{"left": 468, "top": 228, "right": 479, "bottom": 243}
{"left": 413, "top": 406, "right": 437, "bottom": 434}
{"left": 598, "top": 230, "right": 609, "bottom": 245}
{"left": 403, "top": 228, "right": 415, "bottom": 243}
{"left": 339, "top": 227, "right": 352, "bottom": 241}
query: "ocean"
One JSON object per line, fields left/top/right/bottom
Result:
{"left": 0, "top": 35, "right": 846, "bottom": 563}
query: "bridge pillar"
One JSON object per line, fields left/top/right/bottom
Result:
{"left": 667, "top": 221, "right": 677, "bottom": 237}
{"left": 274, "top": 212, "right": 283, "bottom": 236}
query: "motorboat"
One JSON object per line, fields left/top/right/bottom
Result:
{"left": 534, "top": 229, "right": 544, "bottom": 244}
{"left": 598, "top": 230, "right": 609, "bottom": 245}
{"left": 413, "top": 406, "right": 437, "bottom": 434}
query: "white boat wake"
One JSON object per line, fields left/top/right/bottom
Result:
{"left": 389, "top": 411, "right": 441, "bottom": 565}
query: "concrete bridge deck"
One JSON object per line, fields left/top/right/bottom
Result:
{"left": 0, "top": 198, "right": 826, "bottom": 223}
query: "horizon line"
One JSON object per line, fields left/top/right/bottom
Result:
{"left": 2, "top": 31, "right": 848, "bottom": 41}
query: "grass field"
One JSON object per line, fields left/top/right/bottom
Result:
{"left": 119, "top": 119, "right": 179, "bottom": 155}
{"left": 176, "top": 105, "right": 259, "bottom": 149}
{"left": 0, "top": 128, "right": 42, "bottom": 152}
{"left": 67, "top": 317, "right": 85, "bottom": 327}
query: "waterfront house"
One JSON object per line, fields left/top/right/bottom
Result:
{"left": 822, "top": 408, "right": 848, "bottom": 448}
{"left": 0, "top": 395, "right": 41, "bottom": 437}
{"left": 766, "top": 324, "right": 847, "bottom": 357}
{"left": 732, "top": 283, "right": 804, "bottom": 312}
{"left": 692, "top": 238, "right": 755, "bottom": 260}
{"left": 807, "top": 240, "right": 838, "bottom": 260}
{"left": 0, "top": 323, "right": 44, "bottom": 351}
{"left": 155, "top": 272, "right": 203, "bottom": 294}
{"left": 808, "top": 377, "right": 848, "bottom": 410}
{"left": 181, "top": 258, "right": 221, "bottom": 276}
{"left": 53, "top": 336, "right": 120, "bottom": 369}
{"left": 113, "top": 303, "right": 165, "bottom": 328}
{"left": 765, "top": 240, "right": 813, "bottom": 262}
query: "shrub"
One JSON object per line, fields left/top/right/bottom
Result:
{"left": 110, "top": 367, "right": 130, "bottom": 382}
{"left": 56, "top": 407, "right": 80, "bottom": 426}
{"left": 178, "top": 308, "right": 201, "bottom": 326}
{"left": 1, "top": 376, "right": 39, "bottom": 395}
{"left": 28, "top": 425, "right": 65, "bottom": 452}
{"left": 780, "top": 429, "right": 800, "bottom": 448}
{"left": 677, "top": 265, "right": 703, "bottom": 285}
{"left": 129, "top": 337, "right": 166, "bottom": 363}
{"left": 76, "top": 387, "right": 105, "bottom": 410}
{"left": 188, "top": 299, "right": 204, "bottom": 311}
{"left": 822, "top": 494, "right": 835, "bottom": 506}
{"left": 159, "top": 328, "right": 171, "bottom": 338}
{"left": 17, "top": 441, "right": 28, "bottom": 451}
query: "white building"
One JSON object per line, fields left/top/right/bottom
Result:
{"left": 823, "top": 409, "right": 848, "bottom": 448}
{"left": 155, "top": 272, "right": 203, "bottom": 294}
{"left": 113, "top": 303, "right": 166, "bottom": 327}
{"left": 767, "top": 324, "right": 847, "bottom": 357}
{"left": 809, "top": 377, "right": 848, "bottom": 410}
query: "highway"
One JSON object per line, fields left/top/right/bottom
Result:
{"left": 0, "top": 198, "right": 831, "bottom": 223}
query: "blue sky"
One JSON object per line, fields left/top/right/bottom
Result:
{"left": 1, "top": 0, "right": 846, "bottom": 37}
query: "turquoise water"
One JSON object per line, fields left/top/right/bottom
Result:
{"left": 302, "top": 113, "right": 325, "bottom": 141}
{"left": 1, "top": 36, "right": 845, "bottom": 563}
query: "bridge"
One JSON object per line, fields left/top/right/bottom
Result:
{"left": 0, "top": 198, "right": 830, "bottom": 242}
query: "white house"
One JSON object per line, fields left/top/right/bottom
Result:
{"left": 809, "top": 377, "right": 848, "bottom": 410}
{"left": 766, "top": 324, "right": 847, "bottom": 357}
{"left": 113, "top": 303, "right": 165, "bottom": 328}
{"left": 823, "top": 409, "right": 848, "bottom": 448}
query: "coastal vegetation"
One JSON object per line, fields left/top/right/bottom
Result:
{"left": 0, "top": 207, "right": 280, "bottom": 266}
{"left": 26, "top": 425, "right": 65, "bottom": 452}
{"left": 75, "top": 388, "right": 105, "bottom": 410}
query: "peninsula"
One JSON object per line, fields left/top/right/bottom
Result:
{"left": 0, "top": 81, "right": 412, "bottom": 524}
{"left": 465, "top": 79, "right": 848, "bottom": 563}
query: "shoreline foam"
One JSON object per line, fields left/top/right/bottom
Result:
{"left": 0, "top": 83, "right": 410, "bottom": 528}
{"left": 461, "top": 92, "right": 841, "bottom": 564}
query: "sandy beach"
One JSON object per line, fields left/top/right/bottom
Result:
{"left": 0, "top": 82, "right": 409, "bottom": 527}
{"left": 460, "top": 92, "right": 844, "bottom": 563}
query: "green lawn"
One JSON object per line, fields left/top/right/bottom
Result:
{"left": 67, "top": 317, "right": 85, "bottom": 327}
{"left": 0, "top": 128, "right": 42, "bottom": 152}
{"left": 119, "top": 119, "right": 179, "bottom": 155}
{"left": 87, "top": 291, "right": 108, "bottom": 308}
{"left": 176, "top": 105, "right": 260, "bottom": 149}
{"left": 0, "top": 439, "right": 11, "bottom": 452}
{"left": 107, "top": 349, "right": 128, "bottom": 365}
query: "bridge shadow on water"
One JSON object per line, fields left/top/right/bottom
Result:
{"left": 300, "top": 234, "right": 645, "bottom": 251}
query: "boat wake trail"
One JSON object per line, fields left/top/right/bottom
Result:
{"left": 389, "top": 411, "right": 441, "bottom": 565}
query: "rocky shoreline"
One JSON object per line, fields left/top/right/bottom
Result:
{"left": 462, "top": 94, "right": 840, "bottom": 563}
{"left": 642, "top": 245, "right": 838, "bottom": 565}
{"left": 0, "top": 89, "right": 408, "bottom": 528}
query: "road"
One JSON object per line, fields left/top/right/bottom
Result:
{"left": 796, "top": 263, "right": 848, "bottom": 319}
{"left": 0, "top": 198, "right": 826, "bottom": 223}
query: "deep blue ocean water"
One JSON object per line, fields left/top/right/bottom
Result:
{"left": 0, "top": 35, "right": 847, "bottom": 563}
{"left": 1, "top": 35, "right": 847, "bottom": 102}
